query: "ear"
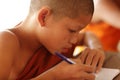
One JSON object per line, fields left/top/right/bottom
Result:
{"left": 37, "top": 7, "right": 51, "bottom": 26}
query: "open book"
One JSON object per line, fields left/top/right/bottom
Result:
{"left": 95, "top": 68, "right": 120, "bottom": 80}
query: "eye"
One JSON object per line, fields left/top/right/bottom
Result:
{"left": 69, "top": 29, "right": 76, "bottom": 33}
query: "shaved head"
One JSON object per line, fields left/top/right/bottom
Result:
{"left": 29, "top": 0, "right": 94, "bottom": 18}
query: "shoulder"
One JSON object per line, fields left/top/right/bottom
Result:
{"left": 0, "top": 30, "right": 20, "bottom": 78}
{"left": 0, "top": 30, "right": 20, "bottom": 52}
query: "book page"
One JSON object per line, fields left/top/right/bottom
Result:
{"left": 95, "top": 68, "right": 120, "bottom": 80}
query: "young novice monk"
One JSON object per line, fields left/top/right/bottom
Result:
{"left": 0, "top": 0, "right": 105, "bottom": 80}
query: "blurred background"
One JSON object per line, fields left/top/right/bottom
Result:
{"left": 0, "top": 0, "right": 30, "bottom": 31}
{"left": 83, "top": 0, "right": 120, "bottom": 53}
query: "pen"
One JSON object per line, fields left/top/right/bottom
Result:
{"left": 55, "top": 52, "right": 76, "bottom": 64}
{"left": 55, "top": 52, "right": 97, "bottom": 77}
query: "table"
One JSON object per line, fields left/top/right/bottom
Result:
{"left": 103, "top": 52, "right": 120, "bottom": 80}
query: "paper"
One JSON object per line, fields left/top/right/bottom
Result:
{"left": 95, "top": 68, "right": 120, "bottom": 80}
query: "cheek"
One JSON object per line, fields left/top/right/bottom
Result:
{"left": 57, "top": 32, "right": 70, "bottom": 42}
{"left": 49, "top": 31, "right": 69, "bottom": 47}
{"left": 45, "top": 31, "right": 72, "bottom": 53}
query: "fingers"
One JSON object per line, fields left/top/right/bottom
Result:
{"left": 79, "top": 48, "right": 90, "bottom": 63}
{"left": 79, "top": 65, "right": 95, "bottom": 80}
{"left": 81, "top": 64, "right": 95, "bottom": 73}
{"left": 80, "top": 72, "right": 95, "bottom": 80}
{"left": 71, "top": 64, "right": 95, "bottom": 80}
{"left": 72, "top": 58, "right": 82, "bottom": 64}
{"left": 78, "top": 47, "right": 105, "bottom": 73}
{"left": 55, "top": 58, "right": 96, "bottom": 80}
{"left": 90, "top": 50, "right": 105, "bottom": 72}
{"left": 86, "top": 50, "right": 95, "bottom": 65}
{"left": 72, "top": 58, "right": 96, "bottom": 73}
{"left": 96, "top": 56, "right": 105, "bottom": 73}
{"left": 91, "top": 53, "right": 99, "bottom": 67}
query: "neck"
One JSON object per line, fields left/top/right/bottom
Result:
{"left": 12, "top": 15, "right": 42, "bottom": 53}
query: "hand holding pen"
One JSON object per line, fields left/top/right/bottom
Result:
{"left": 54, "top": 52, "right": 95, "bottom": 80}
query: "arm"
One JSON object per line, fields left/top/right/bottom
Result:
{"left": 0, "top": 31, "right": 19, "bottom": 79}
{"left": 31, "top": 69, "right": 54, "bottom": 80}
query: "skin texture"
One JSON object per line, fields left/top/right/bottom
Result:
{"left": 0, "top": 1, "right": 105, "bottom": 80}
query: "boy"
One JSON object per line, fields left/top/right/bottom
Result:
{"left": 0, "top": 0, "right": 105, "bottom": 80}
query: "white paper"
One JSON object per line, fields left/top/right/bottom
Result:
{"left": 95, "top": 68, "right": 120, "bottom": 80}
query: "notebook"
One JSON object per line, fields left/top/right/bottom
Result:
{"left": 95, "top": 68, "right": 120, "bottom": 80}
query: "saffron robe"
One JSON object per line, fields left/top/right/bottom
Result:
{"left": 16, "top": 46, "right": 74, "bottom": 80}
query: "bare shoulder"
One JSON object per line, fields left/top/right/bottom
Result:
{"left": 0, "top": 30, "right": 20, "bottom": 78}
{"left": 0, "top": 30, "right": 20, "bottom": 52}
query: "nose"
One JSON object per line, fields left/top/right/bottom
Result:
{"left": 70, "top": 33, "right": 79, "bottom": 44}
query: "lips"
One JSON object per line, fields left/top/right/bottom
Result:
{"left": 61, "top": 45, "right": 72, "bottom": 52}
{"left": 62, "top": 48, "right": 69, "bottom": 53}
{"left": 63, "top": 47, "right": 71, "bottom": 50}
{"left": 62, "top": 46, "right": 72, "bottom": 52}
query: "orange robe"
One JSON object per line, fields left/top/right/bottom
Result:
{"left": 84, "top": 22, "right": 120, "bottom": 52}
{"left": 16, "top": 46, "right": 74, "bottom": 80}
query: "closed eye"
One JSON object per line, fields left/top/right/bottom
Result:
{"left": 69, "top": 29, "right": 77, "bottom": 33}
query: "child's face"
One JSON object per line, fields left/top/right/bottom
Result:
{"left": 40, "top": 14, "right": 92, "bottom": 54}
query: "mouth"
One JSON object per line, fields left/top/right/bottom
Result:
{"left": 64, "top": 45, "right": 72, "bottom": 49}
{"left": 62, "top": 48, "right": 69, "bottom": 52}
{"left": 62, "top": 47, "right": 71, "bottom": 53}
{"left": 60, "top": 45, "right": 73, "bottom": 53}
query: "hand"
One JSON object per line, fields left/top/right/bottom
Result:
{"left": 77, "top": 47, "right": 105, "bottom": 73}
{"left": 49, "top": 59, "right": 95, "bottom": 80}
{"left": 34, "top": 58, "right": 95, "bottom": 80}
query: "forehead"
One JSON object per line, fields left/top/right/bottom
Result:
{"left": 59, "top": 14, "right": 92, "bottom": 28}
